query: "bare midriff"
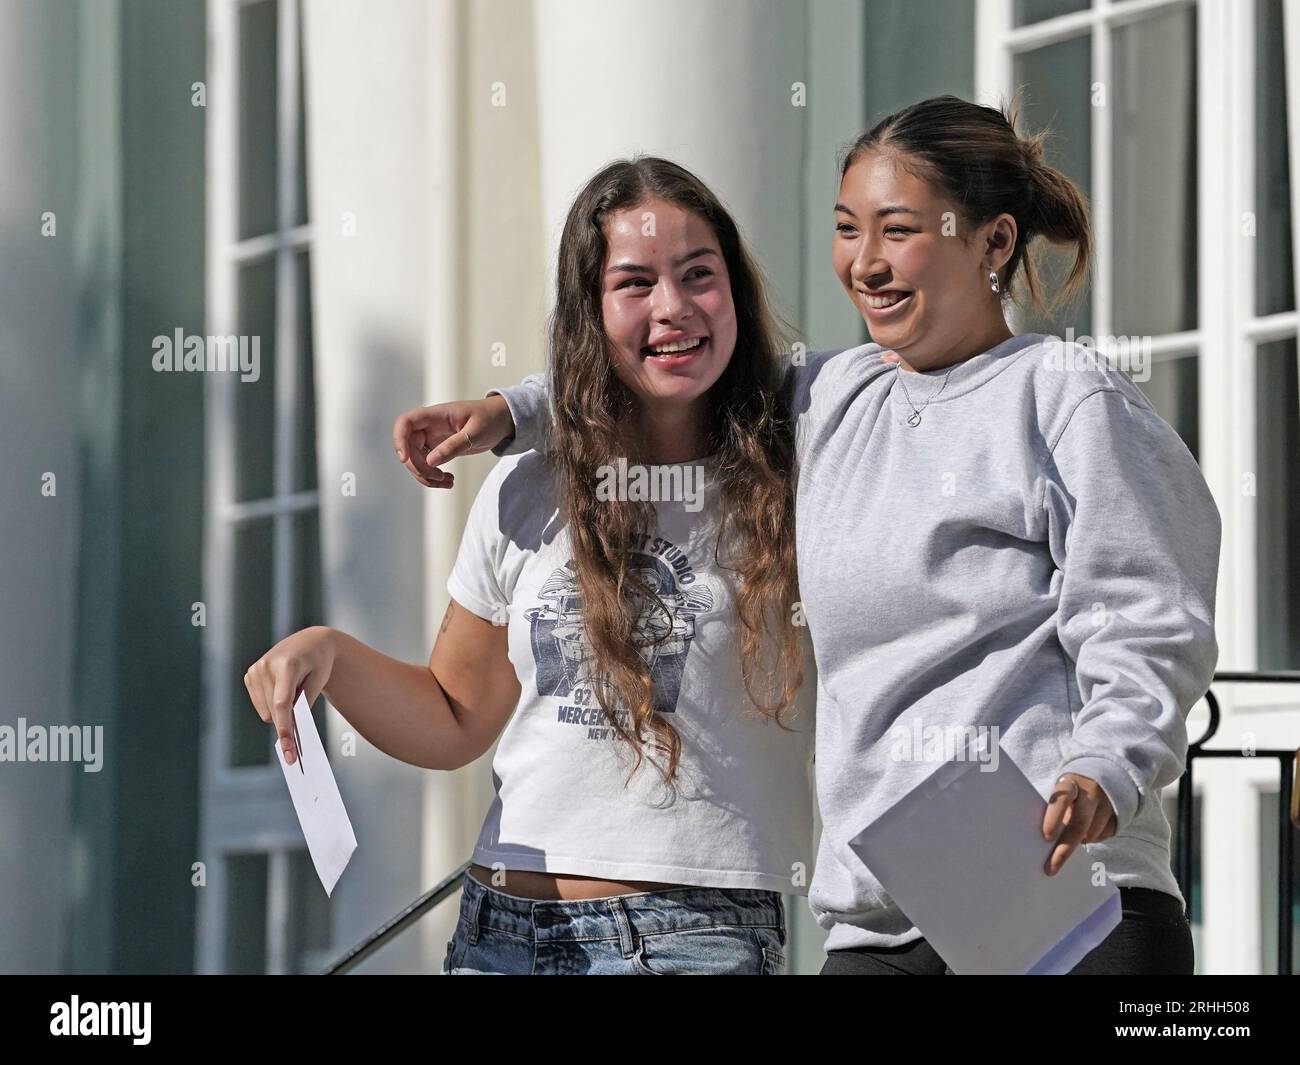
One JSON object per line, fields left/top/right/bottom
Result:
{"left": 468, "top": 863, "right": 684, "bottom": 900}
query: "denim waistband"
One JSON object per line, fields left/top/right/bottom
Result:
{"left": 457, "top": 869, "right": 786, "bottom": 945}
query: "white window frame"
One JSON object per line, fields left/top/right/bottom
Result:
{"left": 200, "top": 0, "right": 318, "bottom": 975}
{"left": 976, "top": 0, "right": 1276, "bottom": 673}
{"left": 977, "top": 0, "right": 1300, "bottom": 975}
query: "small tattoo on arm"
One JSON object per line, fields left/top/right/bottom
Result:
{"left": 440, "top": 602, "right": 454, "bottom": 635}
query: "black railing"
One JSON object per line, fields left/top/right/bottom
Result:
{"left": 323, "top": 672, "right": 1300, "bottom": 975}
{"left": 1175, "top": 671, "right": 1300, "bottom": 976}
{"left": 321, "top": 860, "right": 470, "bottom": 975}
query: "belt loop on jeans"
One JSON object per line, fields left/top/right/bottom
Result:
{"left": 607, "top": 897, "right": 636, "bottom": 958}
{"left": 464, "top": 876, "right": 484, "bottom": 945}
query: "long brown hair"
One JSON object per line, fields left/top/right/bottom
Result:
{"left": 840, "top": 93, "right": 1093, "bottom": 317}
{"left": 547, "top": 156, "right": 803, "bottom": 791}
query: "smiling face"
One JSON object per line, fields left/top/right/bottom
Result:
{"left": 832, "top": 150, "right": 1015, "bottom": 369}
{"left": 600, "top": 196, "right": 736, "bottom": 415}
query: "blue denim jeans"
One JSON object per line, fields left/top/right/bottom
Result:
{"left": 442, "top": 869, "right": 787, "bottom": 975}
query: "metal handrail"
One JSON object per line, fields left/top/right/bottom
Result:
{"left": 323, "top": 672, "right": 1300, "bottom": 975}
{"left": 1175, "top": 670, "right": 1300, "bottom": 976}
{"left": 321, "top": 861, "right": 470, "bottom": 975}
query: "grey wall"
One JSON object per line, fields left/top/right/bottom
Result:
{"left": 800, "top": 0, "right": 975, "bottom": 351}
{"left": 0, "top": 0, "right": 84, "bottom": 974}
{"left": 69, "top": 0, "right": 207, "bottom": 974}
{"left": 861, "top": 0, "right": 976, "bottom": 128}
{"left": 0, "top": 0, "right": 207, "bottom": 974}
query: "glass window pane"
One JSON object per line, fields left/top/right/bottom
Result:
{"left": 1112, "top": 5, "right": 1198, "bottom": 337}
{"left": 1258, "top": 795, "right": 1300, "bottom": 973}
{"left": 1256, "top": 338, "right": 1300, "bottom": 669}
{"left": 231, "top": 518, "right": 275, "bottom": 767}
{"left": 294, "top": 252, "right": 317, "bottom": 492}
{"left": 1256, "top": 0, "right": 1295, "bottom": 316}
{"left": 239, "top": 0, "right": 279, "bottom": 240}
{"left": 1015, "top": 0, "right": 1089, "bottom": 26}
{"left": 225, "top": 852, "right": 269, "bottom": 974}
{"left": 292, "top": 510, "right": 323, "bottom": 633}
{"left": 236, "top": 258, "right": 277, "bottom": 503}
{"left": 287, "top": 848, "right": 334, "bottom": 973}
{"left": 1135, "top": 354, "right": 1199, "bottom": 460}
{"left": 1013, "top": 35, "right": 1093, "bottom": 336}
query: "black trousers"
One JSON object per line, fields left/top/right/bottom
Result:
{"left": 820, "top": 887, "right": 1194, "bottom": 975}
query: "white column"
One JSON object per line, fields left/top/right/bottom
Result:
{"left": 531, "top": 0, "right": 808, "bottom": 324}
{"left": 0, "top": 0, "right": 89, "bottom": 974}
{"left": 302, "top": 0, "right": 442, "bottom": 975}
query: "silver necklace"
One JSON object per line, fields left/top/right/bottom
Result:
{"left": 894, "top": 364, "right": 953, "bottom": 427}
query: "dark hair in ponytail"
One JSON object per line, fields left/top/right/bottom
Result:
{"left": 838, "top": 93, "right": 1092, "bottom": 317}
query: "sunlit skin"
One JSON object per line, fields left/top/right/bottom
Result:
{"left": 833, "top": 149, "right": 1118, "bottom": 874}
{"left": 599, "top": 196, "right": 737, "bottom": 463}
{"left": 832, "top": 150, "right": 1016, "bottom": 373}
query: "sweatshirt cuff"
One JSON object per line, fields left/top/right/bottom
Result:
{"left": 486, "top": 392, "right": 520, "bottom": 457}
{"left": 485, "top": 385, "right": 539, "bottom": 456}
{"left": 1055, "top": 755, "right": 1142, "bottom": 834}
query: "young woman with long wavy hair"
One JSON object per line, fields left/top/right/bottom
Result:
{"left": 249, "top": 156, "right": 816, "bottom": 975}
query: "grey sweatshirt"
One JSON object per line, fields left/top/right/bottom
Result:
{"left": 487, "top": 332, "right": 1221, "bottom": 951}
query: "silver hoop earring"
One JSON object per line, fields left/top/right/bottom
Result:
{"left": 988, "top": 270, "right": 1000, "bottom": 294}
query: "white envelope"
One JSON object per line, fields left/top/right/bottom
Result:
{"left": 848, "top": 745, "right": 1122, "bottom": 974}
{"left": 275, "top": 692, "right": 357, "bottom": 896}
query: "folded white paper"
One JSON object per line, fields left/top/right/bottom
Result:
{"left": 848, "top": 744, "right": 1121, "bottom": 974}
{"left": 275, "top": 692, "right": 357, "bottom": 896}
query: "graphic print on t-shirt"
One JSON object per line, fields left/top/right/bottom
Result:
{"left": 524, "top": 533, "right": 714, "bottom": 737}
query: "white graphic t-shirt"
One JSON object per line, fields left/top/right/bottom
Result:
{"left": 446, "top": 450, "right": 817, "bottom": 894}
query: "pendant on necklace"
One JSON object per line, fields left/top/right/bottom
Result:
{"left": 907, "top": 411, "right": 922, "bottom": 427}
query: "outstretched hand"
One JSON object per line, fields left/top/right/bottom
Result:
{"left": 392, "top": 395, "right": 513, "bottom": 488}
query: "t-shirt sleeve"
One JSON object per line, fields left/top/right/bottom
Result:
{"left": 445, "top": 466, "right": 510, "bottom": 623}
{"left": 1043, "top": 386, "right": 1221, "bottom": 834}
